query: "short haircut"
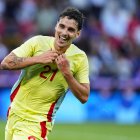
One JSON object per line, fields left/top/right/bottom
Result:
{"left": 58, "top": 7, "right": 85, "bottom": 31}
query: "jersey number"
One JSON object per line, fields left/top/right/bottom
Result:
{"left": 40, "top": 65, "right": 58, "bottom": 81}
{"left": 28, "top": 136, "right": 36, "bottom": 140}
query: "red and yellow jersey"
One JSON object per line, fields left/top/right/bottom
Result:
{"left": 10, "top": 35, "right": 89, "bottom": 124}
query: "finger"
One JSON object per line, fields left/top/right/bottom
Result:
{"left": 56, "top": 55, "right": 63, "bottom": 65}
{"left": 57, "top": 55, "right": 63, "bottom": 62}
{"left": 55, "top": 57, "right": 59, "bottom": 65}
{"left": 51, "top": 53, "right": 58, "bottom": 58}
{"left": 60, "top": 54, "right": 67, "bottom": 62}
{"left": 50, "top": 52, "right": 59, "bottom": 57}
{"left": 56, "top": 56, "right": 61, "bottom": 63}
{"left": 62, "top": 54, "right": 66, "bottom": 58}
{"left": 55, "top": 56, "right": 59, "bottom": 61}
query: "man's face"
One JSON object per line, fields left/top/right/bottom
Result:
{"left": 54, "top": 16, "right": 80, "bottom": 49}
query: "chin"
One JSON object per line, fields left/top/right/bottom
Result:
{"left": 59, "top": 45, "right": 67, "bottom": 48}
{"left": 57, "top": 42, "right": 68, "bottom": 48}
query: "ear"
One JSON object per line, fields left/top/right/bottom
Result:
{"left": 76, "top": 30, "right": 81, "bottom": 38}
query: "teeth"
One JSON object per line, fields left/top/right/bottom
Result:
{"left": 60, "top": 36, "right": 67, "bottom": 41}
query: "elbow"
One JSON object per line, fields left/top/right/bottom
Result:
{"left": 1, "top": 60, "right": 11, "bottom": 70}
{"left": 80, "top": 100, "right": 87, "bottom": 104}
{"left": 79, "top": 84, "right": 90, "bottom": 104}
{"left": 1, "top": 61, "right": 5, "bottom": 70}
{"left": 80, "top": 95, "right": 89, "bottom": 104}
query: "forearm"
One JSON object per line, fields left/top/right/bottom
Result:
{"left": 63, "top": 72, "right": 90, "bottom": 103}
{"left": 55, "top": 54, "right": 90, "bottom": 103}
{"left": 1, "top": 53, "right": 39, "bottom": 70}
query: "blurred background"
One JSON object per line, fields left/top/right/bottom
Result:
{"left": 0, "top": 0, "right": 140, "bottom": 140}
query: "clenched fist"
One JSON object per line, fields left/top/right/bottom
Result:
{"left": 55, "top": 54, "right": 71, "bottom": 76}
{"left": 37, "top": 49, "right": 58, "bottom": 64}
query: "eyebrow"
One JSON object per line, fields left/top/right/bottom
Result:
{"left": 59, "top": 23, "right": 76, "bottom": 31}
{"left": 68, "top": 27, "right": 76, "bottom": 31}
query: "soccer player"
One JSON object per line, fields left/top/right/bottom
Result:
{"left": 1, "top": 7, "right": 90, "bottom": 140}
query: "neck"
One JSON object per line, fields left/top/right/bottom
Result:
{"left": 54, "top": 42, "right": 69, "bottom": 54}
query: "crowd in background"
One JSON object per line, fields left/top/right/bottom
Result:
{"left": 0, "top": 0, "right": 140, "bottom": 91}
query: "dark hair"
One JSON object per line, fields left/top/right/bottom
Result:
{"left": 58, "top": 7, "right": 85, "bottom": 31}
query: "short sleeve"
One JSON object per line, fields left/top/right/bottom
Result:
{"left": 74, "top": 54, "right": 90, "bottom": 84}
{"left": 12, "top": 36, "right": 39, "bottom": 57}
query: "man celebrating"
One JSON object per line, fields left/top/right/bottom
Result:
{"left": 1, "top": 7, "right": 90, "bottom": 140}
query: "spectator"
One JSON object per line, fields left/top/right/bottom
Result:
{"left": 36, "top": 2, "right": 58, "bottom": 35}
{"left": 16, "top": 0, "right": 38, "bottom": 38}
{"left": 100, "top": 0, "right": 131, "bottom": 47}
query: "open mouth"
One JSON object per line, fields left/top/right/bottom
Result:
{"left": 59, "top": 35, "right": 69, "bottom": 43}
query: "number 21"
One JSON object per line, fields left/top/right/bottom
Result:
{"left": 40, "top": 65, "right": 58, "bottom": 81}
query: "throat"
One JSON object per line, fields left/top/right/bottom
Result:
{"left": 54, "top": 44, "right": 68, "bottom": 54}
{"left": 56, "top": 47, "right": 66, "bottom": 54}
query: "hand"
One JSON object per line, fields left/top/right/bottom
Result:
{"left": 55, "top": 54, "right": 71, "bottom": 75}
{"left": 37, "top": 49, "right": 58, "bottom": 64}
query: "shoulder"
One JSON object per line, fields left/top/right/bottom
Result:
{"left": 28, "top": 35, "right": 54, "bottom": 42}
{"left": 68, "top": 44, "right": 87, "bottom": 57}
{"left": 25, "top": 35, "right": 55, "bottom": 48}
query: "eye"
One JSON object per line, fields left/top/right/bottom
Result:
{"left": 68, "top": 27, "right": 75, "bottom": 33}
{"left": 59, "top": 24, "right": 65, "bottom": 29}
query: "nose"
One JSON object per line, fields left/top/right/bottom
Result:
{"left": 61, "top": 28, "right": 68, "bottom": 36}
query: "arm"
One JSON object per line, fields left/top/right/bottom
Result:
{"left": 1, "top": 52, "right": 37, "bottom": 70}
{"left": 55, "top": 54, "right": 90, "bottom": 103}
{"left": 1, "top": 51, "right": 58, "bottom": 70}
{"left": 63, "top": 74, "right": 90, "bottom": 104}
